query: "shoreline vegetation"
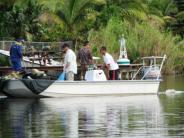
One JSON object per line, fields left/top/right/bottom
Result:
{"left": 0, "top": 0, "right": 184, "bottom": 74}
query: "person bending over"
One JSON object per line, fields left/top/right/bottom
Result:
{"left": 100, "top": 46, "right": 119, "bottom": 80}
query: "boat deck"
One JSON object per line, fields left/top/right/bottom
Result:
{"left": 0, "top": 64, "right": 142, "bottom": 80}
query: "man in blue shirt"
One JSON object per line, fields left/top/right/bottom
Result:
{"left": 10, "top": 38, "right": 24, "bottom": 72}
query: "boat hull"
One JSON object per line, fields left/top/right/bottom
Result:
{"left": 3, "top": 80, "right": 41, "bottom": 98}
{"left": 42, "top": 80, "right": 160, "bottom": 97}
{"left": 2, "top": 80, "right": 160, "bottom": 98}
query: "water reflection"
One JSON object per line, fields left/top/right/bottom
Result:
{"left": 159, "top": 94, "right": 184, "bottom": 137}
{"left": 0, "top": 99, "right": 36, "bottom": 138}
{"left": 0, "top": 95, "right": 171, "bottom": 138}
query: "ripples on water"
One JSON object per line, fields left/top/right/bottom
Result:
{"left": 0, "top": 94, "right": 184, "bottom": 138}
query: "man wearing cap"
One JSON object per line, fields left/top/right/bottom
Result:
{"left": 62, "top": 43, "right": 77, "bottom": 81}
{"left": 77, "top": 41, "right": 93, "bottom": 80}
{"left": 10, "top": 38, "right": 24, "bottom": 72}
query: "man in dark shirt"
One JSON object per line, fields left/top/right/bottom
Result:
{"left": 77, "top": 41, "right": 93, "bottom": 80}
{"left": 10, "top": 38, "right": 24, "bottom": 72}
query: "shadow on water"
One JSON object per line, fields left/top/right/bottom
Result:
{"left": 0, "top": 95, "right": 184, "bottom": 137}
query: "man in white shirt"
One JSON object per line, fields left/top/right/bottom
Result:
{"left": 62, "top": 43, "right": 77, "bottom": 81}
{"left": 100, "top": 46, "right": 119, "bottom": 80}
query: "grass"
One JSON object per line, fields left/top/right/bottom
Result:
{"left": 88, "top": 17, "right": 184, "bottom": 74}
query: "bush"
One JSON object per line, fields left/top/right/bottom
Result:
{"left": 0, "top": 55, "right": 10, "bottom": 66}
{"left": 88, "top": 17, "right": 124, "bottom": 58}
{"left": 88, "top": 17, "right": 184, "bottom": 73}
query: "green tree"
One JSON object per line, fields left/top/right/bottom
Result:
{"left": 99, "top": 0, "right": 149, "bottom": 24}
{"left": 172, "top": 0, "right": 184, "bottom": 37}
{"left": 0, "top": 0, "right": 44, "bottom": 41}
{"left": 56, "top": 0, "right": 105, "bottom": 38}
{"left": 146, "top": 0, "right": 184, "bottom": 38}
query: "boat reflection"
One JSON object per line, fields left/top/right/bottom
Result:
{"left": 0, "top": 99, "right": 37, "bottom": 138}
{"left": 0, "top": 95, "right": 165, "bottom": 137}
{"left": 40, "top": 95, "right": 164, "bottom": 137}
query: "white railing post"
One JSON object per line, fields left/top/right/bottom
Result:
{"left": 157, "top": 54, "right": 167, "bottom": 80}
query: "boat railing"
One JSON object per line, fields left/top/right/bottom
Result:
{"left": 132, "top": 55, "right": 166, "bottom": 80}
{"left": 132, "top": 65, "right": 161, "bottom": 80}
{"left": 131, "top": 66, "right": 143, "bottom": 80}
{"left": 141, "top": 65, "right": 160, "bottom": 80}
{"left": 156, "top": 54, "right": 167, "bottom": 80}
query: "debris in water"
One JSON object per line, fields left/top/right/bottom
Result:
{"left": 165, "top": 89, "right": 184, "bottom": 96}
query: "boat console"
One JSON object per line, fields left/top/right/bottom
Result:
{"left": 85, "top": 70, "right": 107, "bottom": 81}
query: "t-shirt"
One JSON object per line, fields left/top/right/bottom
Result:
{"left": 77, "top": 47, "right": 92, "bottom": 65}
{"left": 64, "top": 49, "right": 77, "bottom": 74}
{"left": 103, "top": 53, "right": 119, "bottom": 70}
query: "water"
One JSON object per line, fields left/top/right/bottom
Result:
{"left": 0, "top": 76, "right": 184, "bottom": 138}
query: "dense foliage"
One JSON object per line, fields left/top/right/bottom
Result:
{"left": 0, "top": 0, "right": 183, "bottom": 73}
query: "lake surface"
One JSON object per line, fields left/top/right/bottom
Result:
{"left": 0, "top": 75, "right": 184, "bottom": 138}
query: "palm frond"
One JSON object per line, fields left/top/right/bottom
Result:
{"left": 176, "top": 11, "right": 184, "bottom": 21}
{"left": 122, "top": 9, "right": 148, "bottom": 21}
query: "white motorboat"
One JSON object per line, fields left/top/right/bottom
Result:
{"left": 0, "top": 55, "right": 166, "bottom": 98}
{"left": 1, "top": 79, "right": 160, "bottom": 98}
